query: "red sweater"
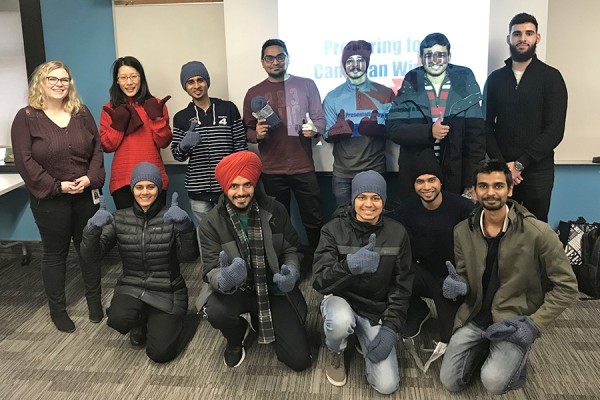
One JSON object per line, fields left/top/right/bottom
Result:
{"left": 100, "top": 99, "right": 172, "bottom": 193}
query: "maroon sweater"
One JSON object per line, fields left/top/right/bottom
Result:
{"left": 243, "top": 75, "right": 325, "bottom": 175}
{"left": 11, "top": 105, "right": 105, "bottom": 199}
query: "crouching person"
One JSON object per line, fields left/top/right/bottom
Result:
{"left": 198, "top": 151, "right": 311, "bottom": 371}
{"left": 439, "top": 159, "right": 578, "bottom": 394}
{"left": 81, "top": 162, "right": 199, "bottom": 363}
{"left": 313, "top": 170, "right": 413, "bottom": 394}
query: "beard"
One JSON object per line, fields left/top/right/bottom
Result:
{"left": 267, "top": 69, "right": 285, "bottom": 79}
{"left": 481, "top": 197, "right": 506, "bottom": 211}
{"left": 510, "top": 42, "right": 536, "bottom": 62}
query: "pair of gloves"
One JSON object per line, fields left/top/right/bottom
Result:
{"left": 86, "top": 192, "right": 193, "bottom": 233}
{"left": 327, "top": 109, "right": 386, "bottom": 141}
{"left": 103, "top": 96, "right": 171, "bottom": 134}
{"left": 217, "top": 250, "right": 299, "bottom": 293}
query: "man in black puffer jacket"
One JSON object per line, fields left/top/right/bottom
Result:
{"left": 82, "top": 162, "right": 199, "bottom": 363}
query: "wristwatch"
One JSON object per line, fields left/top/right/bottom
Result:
{"left": 514, "top": 160, "right": 524, "bottom": 172}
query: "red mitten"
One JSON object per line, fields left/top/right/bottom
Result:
{"left": 103, "top": 105, "right": 131, "bottom": 133}
{"left": 358, "top": 110, "right": 386, "bottom": 137}
{"left": 143, "top": 96, "right": 171, "bottom": 119}
{"left": 125, "top": 104, "right": 144, "bottom": 135}
{"left": 327, "top": 109, "right": 354, "bottom": 142}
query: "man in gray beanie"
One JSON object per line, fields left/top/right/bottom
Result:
{"left": 322, "top": 40, "right": 395, "bottom": 207}
{"left": 171, "top": 61, "right": 247, "bottom": 254}
{"left": 393, "top": 149, "right": 473, "bottom": 365}
{"left": 313, "top": 170, "right": 413, "bottom": 394}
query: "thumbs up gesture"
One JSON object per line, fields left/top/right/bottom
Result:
{"left": 143, "top": 95, "right": 171, "bottom": 120}
{"left": 301, "top": 112, "right": 318, "bottom": 137}
{"left": 442, "top": 261, "right": 468, "bottom": 300}
{"left": 432, "top": 114, "right": 449, "bottom": 140}
{"left": 86, "top": 196, "right": 113, "bottom": 231}
{"left": 164, "top": 192, "right": 194, "bottom": 232}
{"left": 358, "top": 110, "right": 386, "bottom": 137}
{"left": 178, "top": 119, "right": 202, "bottom": 152}
{"left": 218, "top": 250, "right": 247, "bottom": 292}
{"left": 326, "top": 109, "right": 354, "bottom": 142}
{"left": 346, "top": 233, "right": 380, "bottom": 275}
{"left": 103, "top": 104, "right": 131, "bottom": 133}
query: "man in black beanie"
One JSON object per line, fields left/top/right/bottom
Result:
{"left": 393, "top": 149, "right": 473, "bottom": 353}
{"left": 322, "top": 40, "right": 395, "bottom": 206}
{"left": 171, "top": 61, "right": 247, "bottom": 257}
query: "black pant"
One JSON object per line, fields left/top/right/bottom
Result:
{"left": 204, "top": 289, "right": 311, "bottom": 371}
{"left": 260, "top": 172, "right": 323, "bottom": 250}
{"left": 107, "top": 294, "right": 184, "bottom": 363}
{"left": 112, "top": 185, "right": 167, "bottom": 210}
{"left": 409, "top": 265, "right": 461, "bottom": 343}
{"left": 29, "top": 190, "right": 101, "bottom": 314}
{"left": 511, "top": 168, "right": 554, "bottom": 222}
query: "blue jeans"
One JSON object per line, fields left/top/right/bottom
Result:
{"left": 190, "top": 199, "right": 216, "bottom": 263}
{"left": 320, "top": 295, "right": 400, "bottom": 394}
{"left": 331, "top": 175, "right": 353, "bottom": 207}
{"left": 440, "top": 322, "right": 529, "bottom": 394}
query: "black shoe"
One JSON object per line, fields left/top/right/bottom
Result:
{"left": 50, "top": 311, "right": 76, "bottom": 333}
{"left": 129, "top": 326, "right": 147, "bottom": 348}
{"left": 223, "top": 343, "right": 246, "bottom": 368}
{"left": 88, "top": 302, "right": 104, "bottom": 323}
{"left": 401, "top": 302, "right": 431, "bottom": 339}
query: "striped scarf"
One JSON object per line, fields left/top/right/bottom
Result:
{"left": 225, "top": 199, "right": 275, "bottom": 344}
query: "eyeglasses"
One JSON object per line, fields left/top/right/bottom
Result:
{"left": 262, "top": 53, "right": 287, "bottom": 64}
{"left": 422, "top": 51, "right": 449, "bottom": 65}
{"left": 46, "top": 76, "right": 71, "bottom": 86}
{"left": 117, "top": 74, "right": 140, "bottom": 83}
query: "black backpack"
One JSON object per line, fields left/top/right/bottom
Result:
{"left": 573, "top": 227, "right": 600, "bottom": 298}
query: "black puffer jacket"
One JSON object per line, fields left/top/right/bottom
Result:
{"left": 82, "top": 200, "right": 199, "bottom": 317}
{"left": 312, "top": 206, "right": 413, "bottom": 333}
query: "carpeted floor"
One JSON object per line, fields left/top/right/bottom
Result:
{"left": 0, "top": 243, "right": 599, "bottom": 400}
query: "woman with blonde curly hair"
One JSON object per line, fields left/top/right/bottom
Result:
{"left": 11, "top": 61, "right": 105, "bottom": 333}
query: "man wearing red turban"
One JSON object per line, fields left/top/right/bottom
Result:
{"left": 197, "top": 151, "right": 311, "bottom": 371}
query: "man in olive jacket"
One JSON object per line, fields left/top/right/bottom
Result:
{"left": 439, "top": 159, "right": 578, "bottom": 394}
{"left": 198, "top": 151, "right": 311, "bottom": 371}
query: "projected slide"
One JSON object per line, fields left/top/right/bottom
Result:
{"left": 278, "top": 0, "right": 490, "bottom": 172}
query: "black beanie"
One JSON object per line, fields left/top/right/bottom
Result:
{"left": 342, "top": 40, "right": 372, "bottom": 67}
{"left": 412, "top": 149, "right": 443, "bottom": 184}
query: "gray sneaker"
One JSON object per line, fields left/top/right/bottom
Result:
{"left": 326, "top": 350, "right": 347, "bottom": 387}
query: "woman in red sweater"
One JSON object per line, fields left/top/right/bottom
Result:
{"left": 100, "top": 56, "right": 172, "bottom": 209}
{"left": 11, "top": 61, "right": 105, "bottom": 333}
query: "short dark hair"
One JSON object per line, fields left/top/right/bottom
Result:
{"left": 109, "top": 56, "right": 153, "bottom": 108}
{"left": 419, "top": 33, "right": 451, "bottom": 57}
{"left": 509, "top": 12, "right": 538, "bottom": 32}
{"left": 473, "top": 159, "right": 513, "bottom": 187}
{"left": 261, "top": 39, "right": 288, "bottom": 59}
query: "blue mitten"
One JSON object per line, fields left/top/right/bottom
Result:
{"left": 347, "top": 233, "right": 380, "bottom": 275}
{"left": 485, "top": 316, "right": 538, "bottom": 349}
{"left": 442, "top": 261, "right": 468, "bottom": 300}
{"left": 366, "top": 326, "right": 398, "bottom": 363}
{"left": 273, "top": 265, "right": 299, "bottom": 293}
{"left": 163, "top": 192, "right": 193, "bottom": 232}
{"left": 178, "top": 120, "right": 202, "bottom": 152}
{"left": 217, "top": 250, "right": 247, "bottom": 292}
{"left": 86, "top": 196, "right": 113, "bottom": 231}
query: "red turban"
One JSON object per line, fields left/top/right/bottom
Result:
{"left": 215, "top": 151, "right": 263, "bottom": 192}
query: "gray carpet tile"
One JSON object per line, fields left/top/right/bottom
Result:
{"left": 0, "top": 244, "right": 599, "bottom": 399}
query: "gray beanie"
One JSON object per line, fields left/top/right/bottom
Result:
{"left": 130, "top": 162, "right": 163, "bottom": 193}
{"left": 180, "top": 61, "right": 210, "bottom": 90}
{"left": 351, "top": 170, "right": 387, "bottom": 205}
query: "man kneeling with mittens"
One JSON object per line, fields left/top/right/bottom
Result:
{"left": 312, "top": 170, "right": 413, "bottom": 394}
{"left": 439, "top": 159, "right": 578, "bottom": 394}
{"left": 197, "top": 151, "right": 311, "bottom": 371}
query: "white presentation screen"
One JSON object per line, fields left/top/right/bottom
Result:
{"left": 278, "top": 0, "right": 491, "bottom": 171}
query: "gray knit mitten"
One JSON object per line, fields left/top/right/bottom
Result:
{"left": 347, "top": 233, "right": 380, "bottom": 275}
{"left": 273, "top": 265, "right": 299, "bottom": 293}
{"left": 442, "top": 261, "right": 468, "bottom": 300}
{"left": 178, "top": 120, "right": 202, "bottom": 152}
{"left": 484, "top": 316, "right": 538, "bottom": 349}
{"left": 86, "top": 196, "right": 113, "bottom": 231}
{"left": 217, "top": 251, "right": 247, "bottom": 292}
{"left": 163, "top": 192, "right": 193, "bottom": 232}
{"left": 366, "top": 326, "right": 398, "bottom": 363}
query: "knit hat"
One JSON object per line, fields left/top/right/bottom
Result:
{"left": 351, "top": 170, "right": 387, "bottom": 205}
{"left": 342, "top": 40, "right": 372, "bottom": 67}
{"left": 180, "top": 61, "right": 210, "bottom": 90}
{"left": 412, "top": 149, "right": 443, "bottom": 184}
{"left": 215, "top": 151, "right": 263, "bottom": 192}
{"left": 130, "top": 162, "right": 163, "bottom": 193}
